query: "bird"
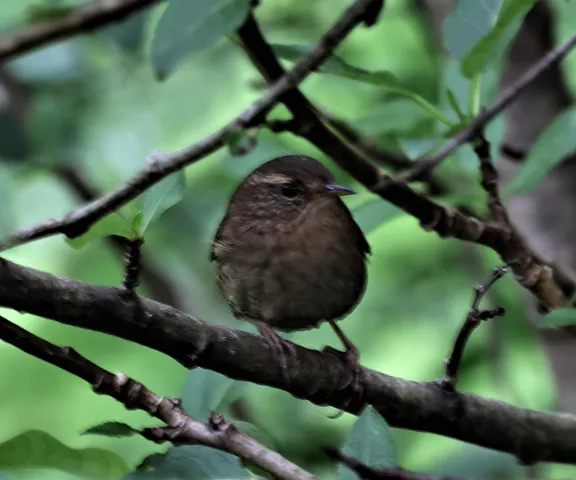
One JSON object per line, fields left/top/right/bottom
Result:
{"left": 211, "top": 154, "right": 370, "bottom": 388}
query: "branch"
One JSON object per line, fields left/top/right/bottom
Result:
{"left": 1, "top": 258, "right": 576, "bottom": 464}
{"left": 0, "top": 0, "right": 380, "bottom": 253}
{"left": 325, "top": 449, "right": 467, "bottom": 480}
{"left": 0, "top": 0, "right": 162, "bottom": 63}
{"left": 390, "top": 30, "right": 576, "bottom": 184}
{"left": 237, "top": 13, "right": 573, "bottom": 311}
{"left": 442, "top": 266, "right": 508, "bottom": 390}
{"left": 317, "top": 108, "right": 445, "bottom": 195}
{"left": 0, "top": 313, "right": 316, "bottom": 480}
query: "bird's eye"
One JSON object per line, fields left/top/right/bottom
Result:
{"left": 280, "top": 182, "right": 300, "bottom": 199}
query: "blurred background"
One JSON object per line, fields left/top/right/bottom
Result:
{"left": 1, "top": 0, "right": 576, "bottom": 478}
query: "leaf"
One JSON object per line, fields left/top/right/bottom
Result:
{"left": 272, "top": 44, "right": 455, "bottom": 127}
{"left": 430, "top": 444, "right": 517, "bottom": 478}
{"left": 541, "top": 308, "right": 576, "bottom": 328}
{"left": 461, "top": 0, "right": 534, "bottom": 78}
{"left": 442, "top": 0, "right": 504, "bottom": 60}
{"left": 151, "top": 0, "right": 252, "bottom": 80}
{"left": 82, "top": 422, "right": 138, "bottom": 438}
{"left": 104, "top": 8, "right": 152, "bottom": 56}
{"left": 181, "top": 369, "right": 239, "bottom": 421}
{"left": 65, "top": 213, "right": 133, "bottom": 249}
{"left": 352, "top": 198, "right": 402, "bottom": 236}
{"left": 139, "top": 170, "right": 186, "bottom": 234}
{"left": 0, "top": 430, "right": 129, "bottom": 479}
{"left": 506, "top": 107, "right": 576, "bottom": 195}
{"left": 125, "top": 445, "right": 250, "bottom": 479}
{"left": 339, "top": 406, "right": 396, "bottom": 480}
{"left": 0, "top": 112, "right": 30, "bottom": 162}
{"left": 445, "top": 88, "right": 467, "bottom": 122}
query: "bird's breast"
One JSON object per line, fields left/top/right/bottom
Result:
{"left": 216, "top": 214, "right": 367, "bottom": 331}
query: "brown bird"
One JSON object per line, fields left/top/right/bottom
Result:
{"left": 211, "top": 155, "right": 370, "bottom": 386}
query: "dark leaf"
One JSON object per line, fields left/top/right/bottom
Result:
{"left": 181, "top": 369, "right": 239, "bottom": 421}
{"left": 82, "top": 422, "right": 138, "bottom": 438}
{"left": 104, "top": 8, "right": 152, "bottom": 56}
{"left": 125, "top": 445, "right": 250, "bottom": 479}
{"left": 0, "top": 112, "right": 30, "bottom": 161}
{"left": 339, "top": 406, "right": 396, "bottom": 480}
{"left": 151, "top": 0, "right": 253, "bottom": 79}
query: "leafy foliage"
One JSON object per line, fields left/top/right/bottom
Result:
{"left": 339, "top": 406, "right": 396, "bottom": 480}
{"left": 541, "top": 308, "right": 576, "bottom": 327}
{"left": 180, "top": 368, "right": 242, "bottom": 421}
{"left": 151, "top": 0, "right": 252, "bottom": 79}
{"left": 272, "top": 44, "right": 456, "bottom": 126}
{"left": 506, "top": 107, "right": 576, "bottom": 194}
{"left": 0, "top": 430, "right": 129, "bottom": 479}
{"left": 125, "top": 446, "right": 250, "bottom": 479}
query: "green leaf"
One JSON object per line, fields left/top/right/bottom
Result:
{"left": 506, "top": 107, "right": 576, "bottom": 195}
{"left": 181, "top": 369, "right": 240, "bottom": 421}
{"left": 139, "top": 170, "right": 186, "bottom": 234}
{"left": 272, "top": 44, "right": 456, "bottom": 127}
{"left": 0, "top": 430, "right": 129, "bottom": 479}
{"left": 339, "top": 406, "right": 396, "bottom": 480}
{"left": 443, "top": 0, "right": 504, "bottom": 60}
{"left": 541, "top": 308, "right": 576, "bottom": 327}
{"left": 151, "top": 0, "right": 252, "bottom": 80}
{"left": 430, "top": 444, "right": 517, "bottom": 478}
{"left": 104, "top": 8, "right": 152, "bottom": 56}
{"left": 352, "top": 198, "right": 402, "bottom": 236}
{"left": 82, "top": 422, "right": 138, "bottom": 438}
{"left": 65, "top": 213, "right": 133, "bottom": 249}
{"left": 461, "top": 0, "right": 534, "bottom": 78}
{"left": 125, "top": 446, "right": 250, "bottom": 479}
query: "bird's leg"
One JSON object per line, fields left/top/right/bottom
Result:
{"left": 325, "top": 320, "right": 363, "bottom": 416}
{"left": 256, "top": 321, "right": 297, "bottom": 389}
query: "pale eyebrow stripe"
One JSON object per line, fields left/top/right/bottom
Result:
{"left": 249, "top": 173, "right": 292, "bottom": 185}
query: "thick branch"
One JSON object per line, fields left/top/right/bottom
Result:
{"left": 237, "top": 14, "right": 572, "bottom": 310}
{"left": 0, "top": 314, "right": 315, "bottom": 480}
{"left": 0, "top": 0, "right": 379, "bottom": 252}
{"left": 1, "top": 257, "right": 576, "bottom": 464}
{"left": 0, "top": 0, "right": 162, "bottom": 63}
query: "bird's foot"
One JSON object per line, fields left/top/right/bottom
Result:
{"left": 322, "top": 344, "right": 363, "bottom": 419}
{"left": 257, "top": 322, "right": 297, "bottom": 390}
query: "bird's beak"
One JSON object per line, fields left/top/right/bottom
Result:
{"left": 324, "top": 184, "right": 356, "bottom": 196}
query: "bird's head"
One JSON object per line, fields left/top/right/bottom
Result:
{"left": 229, "top": 155, "right": 355, "bottom": 224}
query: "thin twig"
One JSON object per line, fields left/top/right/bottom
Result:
{"left": 0, "top": 0, "right": 162, "bottom": 63}
{"left": 387, "top": 30, "right": 576, "bottom": 185}
{"left": 0, "top": 0, "right": 381, "bottom": 253}
{"left": 442, "top": 266, "right": 508, "bottom": 390}
{"left": 2, "top": 257, "right": 576, "bottom": 464}
{"left": 325, "top": 449, "right": 469, "bottom": 480}
{"left": 0, "top": 313, "right": 317, "bottom": 480}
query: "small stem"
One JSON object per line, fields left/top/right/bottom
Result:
{"left": 122, "top": 238, "right": 143, "bottom": 293}
{"left": 442, "top": 266, "right": 508, "bottom": 390}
